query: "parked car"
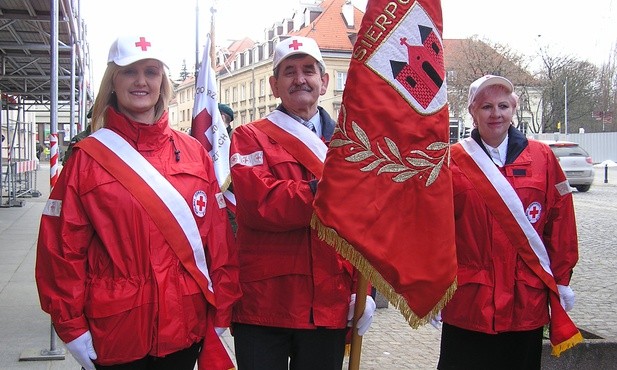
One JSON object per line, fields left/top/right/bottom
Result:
{"left": 543, "top": 141, "right": 595, "bottom": 192}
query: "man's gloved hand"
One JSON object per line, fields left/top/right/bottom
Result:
{"left": 65, "top": 331, "right": 97, "bottom": 370}
{"left": 215, "top": 327, "right": 227, "bottom": 336}
{"left": 558, "top": 284, "right": 575, "bottom": 312}
{"left": 347, "top": 294, "right": 377, "bottom": 336}
{"left": 429, "top": 311, "right": 442, "bottom": 330}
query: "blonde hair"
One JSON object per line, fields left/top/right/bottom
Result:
{"left": 90, "top": 61, "right": 174, "bottom": 131}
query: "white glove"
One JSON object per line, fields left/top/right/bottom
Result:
{"left": 347, "top": 294, "right": 377, "bottom": 336}
{"left": 558, "top": 284, "right": 575, "bottom": 312}
{"left": 215, "top": 327, "right": 227, "bottom": 336}
{"left": 65, "top": 331, "right": 97, "bottom": 370}
{"left": 429, "top": 311, "right": 442, "bottom": 330}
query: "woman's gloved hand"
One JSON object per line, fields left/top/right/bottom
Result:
{"left": 65, "top": 330, "right": 97, "bottom": 370}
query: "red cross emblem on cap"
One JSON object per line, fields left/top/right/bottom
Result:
{"left": 289, "top": 39, "right": 303, "bottom": 51}
{"left": 135, "top": 37, "right": 151, "bottom": 51}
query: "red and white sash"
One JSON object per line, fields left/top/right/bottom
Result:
{"left": 456, "top": 138, "right": 555, "bottom": 282}
{"left": 254, "top": 110, "right": 327, "bottom": 179}
{"left": 85, "top": 128, "right": 215, "bottom": 303}
{"left": 451, "top": 137, "right": 582, "bottom": 356}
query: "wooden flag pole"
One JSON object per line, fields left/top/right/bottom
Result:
{"left": 348, "top": 273, "right": 368, "bottom": 370}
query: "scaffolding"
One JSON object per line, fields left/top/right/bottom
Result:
{"left": 0, "top": 100, "right": 41, "bottom": 207}
{"left": 0, "top": 0, "right": 93, "bottom": 362}
{"left": 0, "top": 0, "right": 93, "bottom": 207}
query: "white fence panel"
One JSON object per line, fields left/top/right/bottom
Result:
{"left": 532, "top": 132, "right": 617, "bottom": 164}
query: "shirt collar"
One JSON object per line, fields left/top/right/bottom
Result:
{"left": 286, "top": 110, "right": 321, "bottom": 137}
{"left": 481, "top": 134, "right": 508, "bottom": 167}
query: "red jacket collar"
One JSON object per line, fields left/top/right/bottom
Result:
{"left": 105, "top": 107, "right": 171, "bottom": 152}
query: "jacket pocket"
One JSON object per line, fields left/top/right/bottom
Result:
{"left": 84, "top": 276, "right": 156, "bottom": 318}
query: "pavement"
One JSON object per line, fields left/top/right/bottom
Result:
{"left": 1, "top": 163, "right": 616, "bottom": 370}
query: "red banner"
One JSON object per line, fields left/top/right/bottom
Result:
{"left": 312, "top": 0, "right": 456, "bottom": 326}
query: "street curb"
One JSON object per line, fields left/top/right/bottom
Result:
{"left": 542, "top": 339, "right": 617, "bottom": 369}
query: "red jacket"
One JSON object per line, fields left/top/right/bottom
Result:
{"left": 35, "top": 108, "right": 240, "bottom": 365}
{"left": 443, "top": 128, "right": 578, "bottom": 333}
{"left": 230, "top": 112, "right": 355, "bottom": 329}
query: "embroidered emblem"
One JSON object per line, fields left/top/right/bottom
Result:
{"left": 365, "top": 3, "right": 447, "bottom": 114}
{"left": 555, "top": 180, "right": 572, "bottom": 196}
{"left": 215, "top": 192, "right": 226, "bottom": 209}
{"left": 42, "top": 199, "right": 62, "bottom": 217}
{"left": 526, "top": 202, "right": 542, "bottom": 224}
{"left": 230, "top": 151, "right": 264, "bottom": 167}
{"left": 330, "top": 105, "right": 449, "bottom": 186}
{"left": 193, "top": 190, "right": 207, "bottom": 217}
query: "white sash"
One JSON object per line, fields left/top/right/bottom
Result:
{"left": 266, "top": 110, "right": 328, "bottom": 163}
{"left": 91, "top": 128, "right": 214, "bottom": 293}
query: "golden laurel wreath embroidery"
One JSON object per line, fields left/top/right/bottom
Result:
{"left": 330, "top": 105, "right": 449, "bottom": 186}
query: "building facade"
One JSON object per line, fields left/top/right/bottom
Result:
{"left": 171, "top": 0, "right": 542, "bottom": 139}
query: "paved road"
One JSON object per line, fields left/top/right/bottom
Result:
{"left": 1, "top": 164, "right": 615, "bottom": 369}
{"left": 348, "top": 167, "right": 617, "bottom": 369}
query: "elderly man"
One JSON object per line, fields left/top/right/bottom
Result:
{"left": 229, "top": 36, "right": 375, "bottom": 370}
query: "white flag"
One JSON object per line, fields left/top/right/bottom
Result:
{"left": 191, "top": 34, "right": 236, "bottom": 209}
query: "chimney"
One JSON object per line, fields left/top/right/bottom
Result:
{"left": 342, "top": 0, "right": 354, "bottom": 28}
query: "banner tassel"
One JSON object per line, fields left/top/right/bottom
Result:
{"left": 311, "top": 213, "right": 456, "bottom": 328}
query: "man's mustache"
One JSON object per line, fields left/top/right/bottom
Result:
{"left": 289, "top": 85, "right": 312, "bottom": 93}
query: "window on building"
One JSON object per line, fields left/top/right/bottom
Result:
{"left": 335, "top": 71, "right": 347, "bottom": 92}
{"left": 240, "top": 84, "right": 246, "bottom": 101}
{"left": 249, "top": 81, "right": 254, "bottom": 99}
{"left": 225, "top": 88, "right": 230, "bottom": 102}
{"left": 233, "top": 86, "right": 238, "bottom": 102}
{"left": 259, "top": 79, "right": 266, "bottom": 97}
{"left": 333, "top": 103, "right": 341, "bottom": 121}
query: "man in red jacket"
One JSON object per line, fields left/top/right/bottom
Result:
{"left": 229, "top": 36, "right": 376, "bottom": 370}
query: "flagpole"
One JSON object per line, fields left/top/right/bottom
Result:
{"left": 348, "top": 274, "right": 368, "bottom": 370}
{"left": 210, "top": 5, "right": 216, "bottom": 70}
{"left": 195, "top": 0, "right": 199, "bottom": 76}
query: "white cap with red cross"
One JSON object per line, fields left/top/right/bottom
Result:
{"left": 273, "top": 36, "right": 325, "bottom": 71}
{"left": 107, "top": 35, "right": 168, "bottom": 67}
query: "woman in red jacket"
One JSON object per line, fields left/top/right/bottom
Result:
{"left": 439, "top": 75, "right": 579, "bottom": 369}
{"left": 35, "top": 35, "right": 240, "bottom": 370}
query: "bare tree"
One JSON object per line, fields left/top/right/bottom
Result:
{"left": 536, "top": 47, "right": 599, "bottom": 133}
{"left": 445, "top": 36, "right": 617, "bottom": 134}
{"left": 446, "top": 37, "right": 532, "bottom": 127}
{"left": 593, "top": 43, "right": 617, "bottom": 132}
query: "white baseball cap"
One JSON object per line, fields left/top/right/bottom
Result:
{"left": 273, "top": 36, "right": 326, "bottom": 71}
{"left": 107, "top": 35, "right": 167, "bottom": 67}
{"left": 467, "top": 75, "right": 514, "bottom": 108}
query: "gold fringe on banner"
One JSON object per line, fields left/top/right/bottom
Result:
{"left": 311, "top": 213, "right": 457, "bottom": 328}
{"left": 220, "top": 174, "right": 232, "bottom": 193}
{"left": 551, "top": 331, "right": 583, "bottom": 357}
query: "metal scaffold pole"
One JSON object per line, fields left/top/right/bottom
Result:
{"left": 19, "top": 0, "right": 66, "bottom": 362}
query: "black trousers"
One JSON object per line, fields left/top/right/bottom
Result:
{"left": 438, "top": 323, "right": 544, "bottom": 370}
{"left": 233, "top": 323, "right": 347, "bottom": 370}
{"left": 94, "top": 341, "right": 201, "bottom": 370}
